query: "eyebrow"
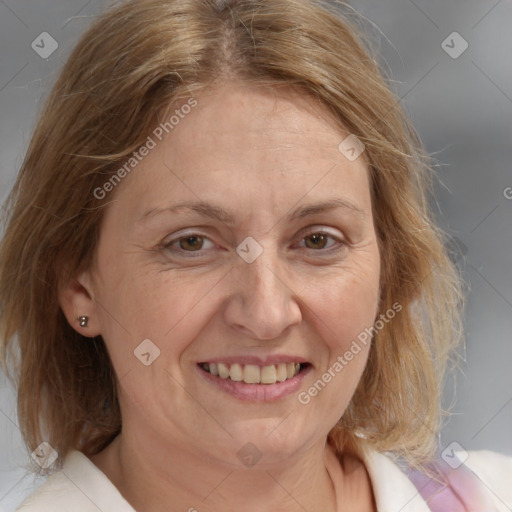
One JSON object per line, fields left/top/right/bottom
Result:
{"left": 138, "top": 198, "right": 366, "bottom": 225}
{"left": 289, "top": 198, "right": 366, "bottom": 220}
{"left": 139, "top": 201, "right": 236, "bottom": 224}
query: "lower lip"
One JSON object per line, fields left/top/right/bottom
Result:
{"left": 197, "top": 365, "right": 312, "bottom": 402}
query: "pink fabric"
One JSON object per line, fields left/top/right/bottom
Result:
{"left": 407, "top": 455, "right": 499, "bottom": 512}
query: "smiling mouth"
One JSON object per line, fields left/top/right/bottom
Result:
{"left": 198, "top": 362, "right": 309, "bottom": 385}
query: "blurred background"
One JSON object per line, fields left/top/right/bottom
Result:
{"left": 1, "top": 0, "right": 511, "bottom": 510}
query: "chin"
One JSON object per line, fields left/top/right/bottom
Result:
{"left": 217, "top": 417, "right": 322, "bottom": 468}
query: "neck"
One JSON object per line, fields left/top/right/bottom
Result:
{"left": 92, "top": 430, "right": 341, "bottom": 512}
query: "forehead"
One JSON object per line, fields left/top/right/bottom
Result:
{"left": 106, "top": 83, "right": 372, "bottom": 225}
{"left": 169, "top": 84, "right": 349, "bottom": 161}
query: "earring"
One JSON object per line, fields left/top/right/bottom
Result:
{"left": 78, "top": 316, "right": 89, "bottom": 328}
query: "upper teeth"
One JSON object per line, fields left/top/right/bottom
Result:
{"left": 202, "top": 362, "right": 302, "bottom": 384}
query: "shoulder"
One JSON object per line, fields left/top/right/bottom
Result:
{"left": 16, "top": 451, "right": 134, "bottom": 512}
{"left": 363, "top": 448, "right": 512, "bottom": 511}
{"left": 15, "top": 469, "right": 87, "bottom": 512}
{"left": 462, "top": 450, "right": 512, "bottom": 511}
{"left": 405, "top": 449, "right": 512, "bottom": 512}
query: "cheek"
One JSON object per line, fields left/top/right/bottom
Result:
{"left": 308, "top": 264, "right": 380, "bottom": 348}
{"left": 94, "top": 257, "right": 226, "bottom": 370}
{"left": 299, "top": 262, "right": 380, "bottom": 405}
{"left": 298, "top": 279, "right": 378, "bottom": 416}
{"left": 91, "top": 268, "right": 228, "bottom": 418}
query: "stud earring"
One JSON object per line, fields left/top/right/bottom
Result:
{"left": 78, "top": 316, "right": 89, "bottom": 328}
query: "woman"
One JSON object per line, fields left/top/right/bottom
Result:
{"left": 0, "top": 0, "right": 510, "bottom": 510}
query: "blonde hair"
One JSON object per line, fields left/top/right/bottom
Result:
{"left": 0, "top": 0, "right": 461, "bottom": 469}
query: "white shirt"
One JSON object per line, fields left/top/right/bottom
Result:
{"left": 16, "top": 449, "right": 512, "bottom": 511}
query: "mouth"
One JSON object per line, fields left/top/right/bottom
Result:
{"left": 196, "top": 360, "right": 311, "bottom": 402}
{"left": 198, "top": 361, "right": 309, "bottom": 385}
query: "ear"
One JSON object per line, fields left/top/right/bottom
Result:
{"left": 59, "top": 271, "right": 102, "bottom": 338}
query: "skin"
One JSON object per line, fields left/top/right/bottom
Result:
{"left": 60, "top": 83, "right": 380, "bottom": 512}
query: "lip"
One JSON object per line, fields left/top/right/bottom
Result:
{"left": 196, "top": 361, "right": 312, "bottom": 402}
{"left": 201, "top": 355, "right": 309, "bottom": 366}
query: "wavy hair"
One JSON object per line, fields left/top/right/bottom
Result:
{"left": 0, "top": 0, "right": 462, "bottom": 470}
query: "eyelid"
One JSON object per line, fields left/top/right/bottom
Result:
{"left": 161, "top": 230, "right": 217, "bottom": 255}
{"left": 299, "top": 225, "right": 345, "bottom": 241}
{"left": 162, "top": 228, "right": 212, "bottom": 244}
{"left": 294, "top": 226, "right": 347, "bottom": 251}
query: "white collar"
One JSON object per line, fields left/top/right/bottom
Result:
{"left": 61, "top": 449, "right": 430, "bottom": 511}
{"left": 362, "top": 449, "right": 431, "bottom": 511}
{"left": 62, "top": 450, "right": 135, "bottom": 511}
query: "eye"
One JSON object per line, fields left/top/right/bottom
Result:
{"left": 164, "top": 234, "right": 215, "bottom": 254}
{"left": 296, "top": 229, "right": 344, "bottom": 252}
{"left": 303, "top": 232, "right": 335, "bottom": 250}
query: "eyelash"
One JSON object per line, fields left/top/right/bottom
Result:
{"left": 295, "top": 230, "right": 342, "bottom": 251}
{"left": 162, "top": 233, "right": 216, "bottom": 258}
{"left": 162, "top": 228, "right": 346, "bottom": 258}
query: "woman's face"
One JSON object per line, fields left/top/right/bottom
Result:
{"left": 82, "top": 84, "right": 380, "bottom": 466}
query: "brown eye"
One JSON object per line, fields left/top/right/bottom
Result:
{"left": 304, "top": 233, "right": 329, "bottom": 249}
{"left": 163, "top": 233, "right": 215, "bottom": 257}
{"left": 179, "top": 235, "right": 204, "bottom": 251}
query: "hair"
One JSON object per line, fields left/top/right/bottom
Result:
{"left": 0, "top": 0, "right": 462, "bottom": 471}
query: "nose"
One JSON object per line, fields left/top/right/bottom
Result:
{"left": 223, "top": 255, "right": 303, "bottom": 341}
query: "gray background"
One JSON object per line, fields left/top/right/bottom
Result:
{"left": 1, "top": 1, "right": 511, "bottom": 510}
